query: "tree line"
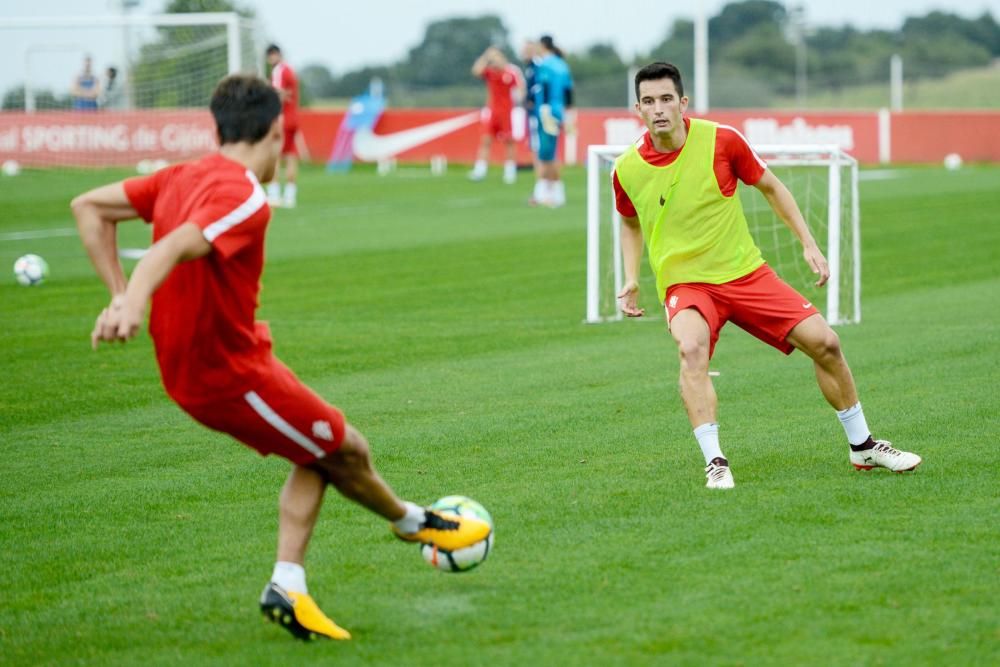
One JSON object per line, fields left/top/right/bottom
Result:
{"left": 302, "top": 2, "right": 999, "bottom": 108}
{"left": 3, "top": 0, "right": 997, "bottom": 111}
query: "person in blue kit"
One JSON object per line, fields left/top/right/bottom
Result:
{"left": 529, "top": 35, "right": 574, "bottom": 208}
{"left": 72, "top": 56, "right": 101, "bottom": 111}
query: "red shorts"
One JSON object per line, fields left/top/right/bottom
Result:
{"left": 665, "top": 264, "right": 819, "bottom": 358}
{"left": 480, "top": 106, "right": 513, "bottom": 141}
{"left": 281, "top": 124, "right": 299, "bottom": 156}
{"left": 178, "top": 360, "right": 344, "bottom": 466}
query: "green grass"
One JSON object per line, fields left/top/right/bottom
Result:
{"left": 1, "top": 162, "right": 999, "bottom": 666}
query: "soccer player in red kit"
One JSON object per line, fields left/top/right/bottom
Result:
{"left": 70, "top": 74, "right": 490, "bottom": 641}
{"left": 266, "top": 44, "right": 300, "bottom": 207}
{"left": 613, "top": 62, "right": 921, "bottom": 489}
{"left": 469, "top": 46, "right": 525, "bottom": 185}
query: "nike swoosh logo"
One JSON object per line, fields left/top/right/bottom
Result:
{"left": 352, "top": 112, "right": 480, "bottom": 161}
{"left": 802, "top": 302, "right": 812, "bottom": 309}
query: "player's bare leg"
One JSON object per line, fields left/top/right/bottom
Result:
{"left": 315, "top": 424, "right": 405, "bottom": 520}
{"left": 315, "top": 424, "right": 491, "bottom": 548}
{"left": 786, "top": 313, "right": 857, "bottom": 410}
{"left": 263, "top": 464, "right": 351, "bottom": 640}
{"left": 263, "top": 424, "right": 490, "bottom": 640}
{"left": 277, "top": 465, "right": 326, "bottom": 564}
{"left": 787, "top": 313, "right": 921, "bottom": 472}
{"left": 503, "top": 139, "right": 517, "bottom": 184}
{"left": 470, "top": 135, "right": 491, "bottom": 181}
{"left": 283, "top": 155, "right": 298, "bottom": 207}
{"left": 670, "top": 308, "right": 732, "bottom": 488}
{"left": 266, "top": 160, "right": 283, "bottom": 206}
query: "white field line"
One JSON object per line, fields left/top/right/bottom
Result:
{"left": 0, "top": 228, "right": 78, "bottom": 242}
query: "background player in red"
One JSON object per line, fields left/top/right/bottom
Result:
{"left": 266, "top": 44, "right": 300, "bottom": 207}
{"left": 70, "top": 74, "right": 490, "bottom": 641}
{"left": 469, "top": 46, "right": 525, "bottom": 185}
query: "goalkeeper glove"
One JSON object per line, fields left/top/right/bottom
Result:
{"left": 539, "top": 104, "right": 560, "bottom": 135}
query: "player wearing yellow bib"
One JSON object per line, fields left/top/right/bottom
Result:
{"left": 614, "top": 62, "right": 921, "bottom": 488}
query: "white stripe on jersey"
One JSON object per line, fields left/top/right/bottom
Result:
{"left": 244, "top": 390, "right": 327, "bottom": 459}
{"left": 718, "top": 123, "right": 768, "bottom": 169}
{"left": 270, "top": 62, "right": 286, "bottom": 88}
{"left": 202, "top": 169, "right": 267, "bottom": 243}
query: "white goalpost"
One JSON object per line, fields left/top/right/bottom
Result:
{"left": 586, "top": 144, "right": 861, "bottom": 326}
{"left": 0, "top": 13, "right": 263, "bottom": 170}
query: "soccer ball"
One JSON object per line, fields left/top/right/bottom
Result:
{"left": 943, "top": 153, "right": 963, "bottom": 171}
{"left": 13, "top": 253, "right": 49, "bottom": 286}
{"left": 421, "top": 496, "right": 494, "bottom": 572}
{"left": 2, "top": 160, "right": 20, "bottom": 177}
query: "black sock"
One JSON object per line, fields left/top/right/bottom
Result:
{"left": 849, "top": 436, "right": 876, "bottom": 452}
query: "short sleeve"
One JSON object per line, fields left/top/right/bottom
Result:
{"left": 191, "top": 182, "right": 268, "bottom": 259}
{"left": 612, "top": 170, "right": 637, "bottom": 218}
{"left": 719, "top": 126, "right": 767, "bottom": 186}
{"left": 123, "top": 172, "right": 163, "bottom": 222}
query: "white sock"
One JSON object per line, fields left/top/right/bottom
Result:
{"left": 552, "top": 180, "right": 566, "bottom": 205}
{"left": 392, "top": 501, "right": 425, "bottom": 534}
{"left": 271, "top": 561, "right": 307, "bottom": 594}
{"left": 532, "top": 179, "right": 547, "bottom": 203}
{"left": 471, "top": 159, "right": 487, "bottom": 177}
{"left": 267, "top": 182, "right": 281, "bottom": 200}
{"left": 693, "top": 422, "right": 724, "bottom": 464}
{"left": 837, "top": 402, "right": 872, "bottom": 447}
{"left": 503, "top": 160, "right": 516, "bottom": 183}
{"left": 541, "top": 179, "right": 556, "bottom": 204}
{"left": 283, "top": 182, "right": 297, "bottom": 203}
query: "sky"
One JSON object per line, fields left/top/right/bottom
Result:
{"left": 1, "top": 0, "right": 998, "bottom": 95}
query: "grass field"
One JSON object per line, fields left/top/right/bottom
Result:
{"left": 1, "top": 161, "right": 998, "bottom": 666}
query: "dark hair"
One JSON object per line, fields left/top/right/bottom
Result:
{"left": 265, "top": 44, "right": 281, "bottom": 55}
{"left": 540, "top": 34, "right": 563, "bottom": 58}
{"left": 210, "top": 74, "right": 282, "bottom": 145}
{"left": 634, "top": 62, "right": 685, "bottom": 102}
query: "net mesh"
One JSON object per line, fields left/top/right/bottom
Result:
{"left": 0, "top": 15, "right": 263, "bottom": 169}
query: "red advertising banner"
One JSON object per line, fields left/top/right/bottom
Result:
{"left": 0, "top": 110, "right": 216, "bottom": 167}
{"left": 2, "top": 108, "right": 999, "bottom": 167}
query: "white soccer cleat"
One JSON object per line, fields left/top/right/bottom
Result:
{"left": 705, "top": 457, "right": 734, "bottom": 489}
{"left": 850, "top": 440, "right": 921, "bottom": 473}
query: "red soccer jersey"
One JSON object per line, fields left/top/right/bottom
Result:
{"left": 270, "top": 61, "right": 299, "bottom": 126}
{"left": 482, "top": 64, "right": 523, "bottom": 114}
{"left": 613, "top": 117, "right": 767, "bottom": 217}
{"left": 123, "top": 153, "right": 273, "bottom": 405}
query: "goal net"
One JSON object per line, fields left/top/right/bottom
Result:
{"left": 586, "top": 144, "right": 860, "bottom": 326}
{"left": 0, "top": 13, "right": 263, "bottom": 169}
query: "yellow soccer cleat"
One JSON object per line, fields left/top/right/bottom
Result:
{"left": 392, "top": 508, "right": 492, "bottom": 552}
{"left": 259, "top": 583, "right": 351, "bottom": 641}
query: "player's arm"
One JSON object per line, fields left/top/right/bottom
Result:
{"left": 91, "top": 222, "right": 211, "bottom": 348}
{"left": 71, "top": 182, "right": 141, "bottom": 296}
{"left": 753, "top": 170, "right": 830, "bottom": 286}
{"left": 618, "top": 214, "right": 645, "bottom": 317}
{"left": 471, "top": 48, "right": 493, "bottom": 77}
{"left": 537, "top": 74, "right": 560, "bottom": 135}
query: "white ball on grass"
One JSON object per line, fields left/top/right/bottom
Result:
{"left": 13, "top": 253, "right": 49, "bottom": 286}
